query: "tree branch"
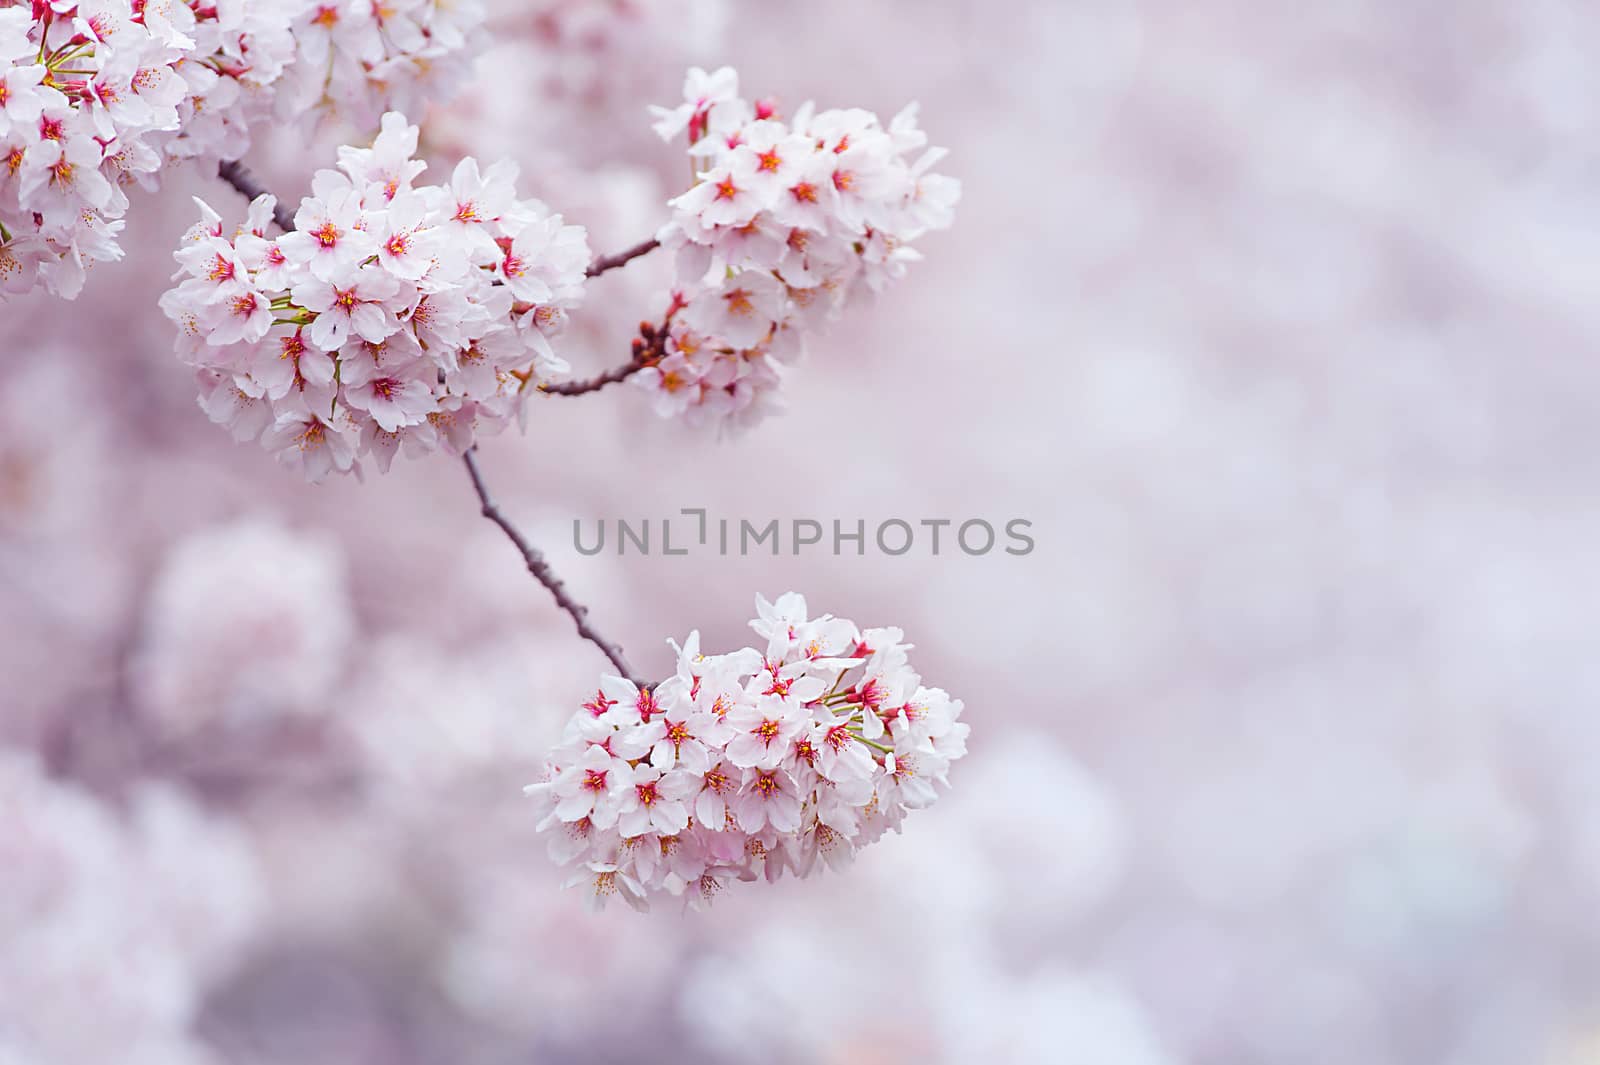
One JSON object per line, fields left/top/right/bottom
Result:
{"left": 586, "top": 237, "right": 659, "bottom": 278}
{"left": 462, "top": 447, "right": 641, "bottom": 684}
{"left": 217, "top": 159, "right": 296, "bottom": 232}
{"left": 541, "top": 359, "right": 650, "bottom": 396}
{"left": 542, "top": 309, "right": 678, "bottom": 397}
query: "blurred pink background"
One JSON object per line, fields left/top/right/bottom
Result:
{"left": 6, "top": 1, "right": 1600, "bottom": 1063}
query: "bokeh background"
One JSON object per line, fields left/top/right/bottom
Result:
{"left": 6, "top": 1, "right": 1600, "bottom": 1062}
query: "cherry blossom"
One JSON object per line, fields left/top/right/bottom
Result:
{"left": 0, "top": 0, "right": 486, "bottom": 300}
{"left": 525, "top": 593, "right": 969, "bottom": 911}
{"left": 160, "top": 112, "right": 590, "bottom": 481}
{"left": 277, "top": 0, "right": 487, "bottom": 131}
{"left": 630, "top": 66, "right": 961, "bottom": 430}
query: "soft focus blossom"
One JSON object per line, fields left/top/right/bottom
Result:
{"left": 276, "top": 0, "right": 487, "bottom": 131}
{"left": 131, "top": 517, "right": 354, "bottom": 733}
{"left": 431, "top": 0, "right": 729, "bottom": 166}
{"left": 0, "top": 752, "right": 263, "bottom": 1065}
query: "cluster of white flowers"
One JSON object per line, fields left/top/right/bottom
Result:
{"left": 160, "top": 112, "right": 591, "bottom": 481}
{"left": 633, "top": 67, "right": 961, "bottom": 430}
{"left": 276, "top": 0, "right": 487, "bottom": 133}
{"left": 1, "top": 2, "right": 185, "bottom": 298}
{"left": 154, "top": 1, "right": 299, "bottom": 169}
{"left": 132, "top": 517, "right": 354, "bottom": 731}
{"left": 0, "top": 1, "right": 484, "bottom": 300}
{"left": 526, "top": 592, "right": 969, "bottom": 911}
{"left": 0, "top": 751, "right": 263, "bottom": 1065}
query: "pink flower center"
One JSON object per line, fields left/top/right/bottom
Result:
{"left": 637, "top": 689, "right": 661, "bottom": 722}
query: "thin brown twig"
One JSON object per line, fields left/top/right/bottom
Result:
{"left": 541, "top": 359, "right": 650, "bottom": 396}
{"left": 462, "top": 447, "right": 641, "bottom": 684}
{"left": 217, "top": 159, "right": 297, "bottom": 232}
{"left": 586, "top": 237, "right": 660, "bottom": 278}
{"left": 542, "top": 306, "right": 679, "bottom": 397}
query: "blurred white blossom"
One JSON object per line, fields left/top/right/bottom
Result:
{"left": 132, "top": 517, "right": 353, "bottom": 731}
{"left": 0, "top": 753, "right": 262, "bottom": 1065}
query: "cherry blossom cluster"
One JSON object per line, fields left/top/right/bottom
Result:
{"left": 160, "top": 112, "right": 590, "bottom": 481}
{"left": 277, "top": 0, "right": 487, "bottom": 133}
{"left": 525, "top": 593, "right": 970, "bottom": 911}
{"left": 0, "top": 2, "right": 485, "bottom": 300}
{"left": 0, "top": 1, "right": 189, "bottom": 298}
{"left": 633, "top": 67, "right": 961, "bottom": 430}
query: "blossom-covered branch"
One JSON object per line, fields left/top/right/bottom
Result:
{"left": 462, "top": 447, "right": 640, "bottom": 683}
{"left": 164, "top": 66, "right": 968, "bottom": 916}
{"left": 201, "top": 120, "right": 646, "bottom": 680}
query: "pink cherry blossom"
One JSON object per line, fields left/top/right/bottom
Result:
{"left": 161, "top": 113, "right": 590, "bottom": 482}
{"left": 633, "top": 67, "right": 960, "bottom": 431}
{"left": 0, "top": 0, "right": 489, "bottom": 300}
{"left": 527, "top": 594, "right": 968, "bottom": 911}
